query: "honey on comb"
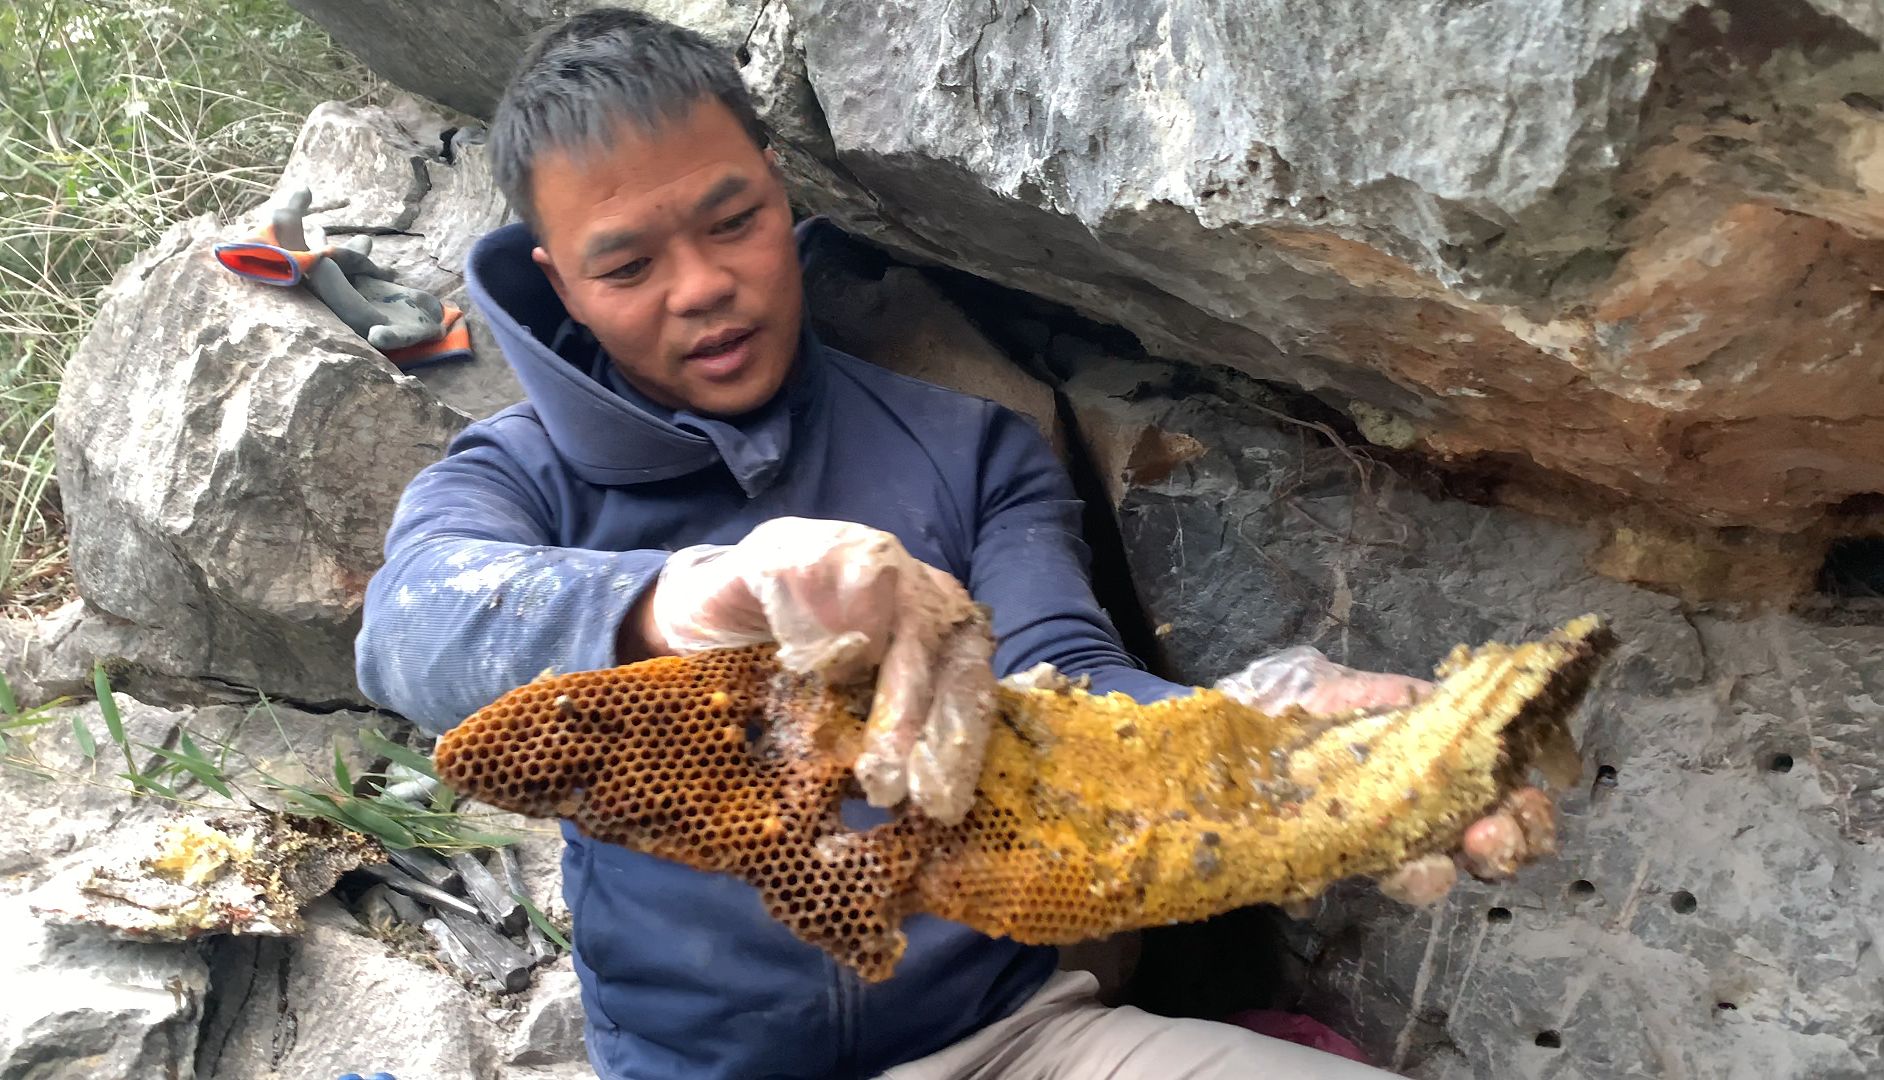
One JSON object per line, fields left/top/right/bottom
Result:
{"left": 435, "top": 616, "right": 1615, "bottom": 981}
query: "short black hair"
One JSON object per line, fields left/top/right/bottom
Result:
{"left": 490, "top": 10, "right": 769, "bottom": 231}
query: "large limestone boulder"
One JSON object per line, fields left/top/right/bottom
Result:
{"left": 286, "top": 0, "right": 1884, "bottom": 546}
{"left": 53, "top": 101, "right": 521, "bottom": 706}
{"left": 1063, "top": 349, "right": 1884, "bottom": 1079}
{"left": 0, "top": 893, "right": 209, "bottom": 1079}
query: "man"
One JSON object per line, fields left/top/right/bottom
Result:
{"left": 355, "top": 11, "right": 1553, "bottom": 1078}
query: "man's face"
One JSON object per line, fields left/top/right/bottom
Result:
{"left": 530, "top": 99, "right": 803, "bottom": 417}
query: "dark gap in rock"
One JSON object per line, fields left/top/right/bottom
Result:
{"left": 1671, "top": 890, "right": 1698, "bottom": 914}
{"left": 1121, "top": 903, "right": 1301, "bottom": 1020}
{"left": 1843, "top": 92, "right": 1884, "bottom": 115}
{"left": 1717, "top": 1001, "right": 1738, "bottom": 1011}
{"left": 1535, "top": 1030, "right": 1563, "bottom": 1049}
{"left": 914, "top": 254, "right": 1172, "bottom": 675}
{"left": 1768, "top": 752, "right": 1794, "bottom": 774}
{"left": 437, "top": 126, "right": 460, "bottom": 164}
{"left": 1818, "top": 537, "right": 1884, "bottom": 598}
{"left": 1595, "top": 764, "right": 1618, "bottom": 785}
{"left": 735, "top": 44, "right": 752, "bottom": 67}
{"left": 1486, "top": 906, "right": 1512, "bottom": 924}
{"left": 1051, "top": 390, "right": 1170, "bottom": 676}
{"left": 1569, "top": 879, "right": 1596, "bottom": 898}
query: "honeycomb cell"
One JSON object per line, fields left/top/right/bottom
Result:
{"left": 436, "top": 619, "right": 1611, "bottom": 982}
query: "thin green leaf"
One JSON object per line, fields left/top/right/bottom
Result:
{"left": 332, "top": 744, "right": 352, "bottom": 793}
{"left": 450, "top": 828, "right": 520, "bottom": 849}
{"left": 1, "top": 711, "right": 61, "bottom": 732}
{"left": 357, "top": 727, "right": 438, "bottom": 780}
{"left": 281, "top": 787, "right": 345, "bottom": 821}
{"left": 517, "top": 894, "right": 570, "bottom": 950}
{"left": 92, "top": 665, "right": 125, "bottom": 745}
{"left": 335, "top": 798, "right": 416, "bottom": 848}
{"left": 0, "top": 671, "right": 18, "bottom": 717}
{"left": 142, "top": 743, "right": 233, "bottom": 798}
{"left": 118, "top": 771, "right": 179, "bottom": 800}
{"left": 70, "top": 710, "right": 95, "bottom": 758}
{"left": 430, "top": 783, "right": 456, "bottom": 813}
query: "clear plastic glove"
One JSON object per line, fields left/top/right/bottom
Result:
{"left": 644, "top": 517, "right": 995, "bottom": 825}
{"left": 1215, "top": 645, "right": 1556, "bottom": 905}
{"left": 1213, "top": 644, "right": 1431, "bottom": 717}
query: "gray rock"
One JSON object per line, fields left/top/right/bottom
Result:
{"left": 802, "top": 227, "right": 1060, "bottom": 450}
{"left": 1063, "top": 352, "right": 1884, "bottom": 1079}
{"left": 195, "top": 897, "right": 496, "bottom": 1079}
{"left": 176, "top": 697, "right": 387, "bottom": 814}
{"left": 0, "top": 694, "right": 192, "bottom": 893}
{"left": 285, "top": 0, "right": 1884, "bottom": 536}
{"left": 28, "top": 809, "right": 379, "bottom": 941}
{"left": 53, "top": 96, "right": 526, "bottom": 709}
{"left": 504, "top": 959, "right": 586, "bottom": 1066}
{"left": 53, "top": 213, "right": 464, "bottom": 707}
{"left": 0, "top": 892, "right": 207, "bottom": 1080}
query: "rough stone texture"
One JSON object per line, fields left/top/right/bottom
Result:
{"left": 53, "top": 100, "right": 523, "bottom": 707}
{"left": 1064, "top": 351, "right": 1884, "bottom": 1079}
{"left": 0, "top": 686, "right": 383, "bottom": 892}
{"left": 0, "top": 894, "right": 208, "bottom": 1080}
{"left": 194, "top": 897, "right": 496, "bottom": 1080}
{"left": 0, "top": 695, "right": 193, "bottom": 894}
{"left": 802, "top": 226, "right": 1061, "bottom": 450}
{"left": 286, "top": 0, "right": 1884, "bottom": 542}
{"left": 503, "top": 959, "right": 586, "bottom": 1066}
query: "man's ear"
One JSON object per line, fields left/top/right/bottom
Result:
{"left": 532, "top": 245, "right": 572, "bottom": 309}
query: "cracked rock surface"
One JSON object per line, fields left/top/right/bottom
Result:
{"left": 288, "top": 0, "right": 1884, "bottom": 537}
{"left": 1064, "top": 348, "right": 1884, "bottom": 1079}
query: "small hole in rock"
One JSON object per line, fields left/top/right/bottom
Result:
{"left": 1569, "top": 879, "right": 1596, "bottom": 897}
{"left": 735, "top": 45, "right": 753, "bottom": 66}
{"left": 1717, "top": 1001, "right": 1737, "bottom": 1011}
{"left": 1595, "top": 765, "right": 1618, "bottom": 785}
{"left": 1671, "top": 890, "right": 1697, "bottom": 914}
{"left": 1819, "top": 536, "right": 1884, "bottom": 597}
{"left": 1487, "top": 906, "right": 1512, "bottom": 924}
{"left": 1535, "top": 1030, "right": 1562, "bottom": 1049}
{"left": 1768, "top": 753, "right": 1793, "bottom": 773}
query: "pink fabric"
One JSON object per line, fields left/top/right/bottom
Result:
{"left": 1223, "top": 1010, "right": 1373, "bottom": 1065}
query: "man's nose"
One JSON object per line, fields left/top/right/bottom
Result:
{"left": 666, "top": 241, "right": 736, "bottom": 317}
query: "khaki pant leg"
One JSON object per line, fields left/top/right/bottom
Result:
{"left": 878, "top": 971, "right": 1404, "bottom": 1080}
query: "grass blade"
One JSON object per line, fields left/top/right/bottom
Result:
{"left": 517, "top": 894, "right": 570, "bottom": 950}
{"left": 358, "top": 726, "right": 437, "bottom": 780}
{"left": 92, "top": 664, "right": 125, "bottom": 744}
{"left": 70, "top": 710, "right": 95, "bottom": 758}
{"left": 336, "top": 797, "right": 416, "bottom": 849}
{"left": 143, "top": 742, "right": 233, "bottom": 798}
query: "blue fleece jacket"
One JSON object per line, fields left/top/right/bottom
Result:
{"left": 355, "top": 219, "right": 1184, "bottom": 1079}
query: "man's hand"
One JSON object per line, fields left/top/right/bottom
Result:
{"left": 633, "top": 517, "right": 994, "bottom": 825}
{"left": 1214, "top": 646, "right": 1559, "bottom": 907}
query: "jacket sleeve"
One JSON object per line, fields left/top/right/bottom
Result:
{"left": 354, "top": 417, "right": 667, "bottom": 735}
{"left": 967, "top": 405, "right": 1189, "bottom": 704}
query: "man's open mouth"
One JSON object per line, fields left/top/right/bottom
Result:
{"left": 686, "top": 328, "right": 757, "bottom": 359}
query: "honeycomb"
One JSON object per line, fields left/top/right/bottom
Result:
{"left": 434, "top": 616, "right": 1615, "bottom": 982}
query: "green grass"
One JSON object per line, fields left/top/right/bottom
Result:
{"left": 0, "top": 0, "right": 382, "bottom": 613}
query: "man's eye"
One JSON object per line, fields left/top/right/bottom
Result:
{"left": 711, "top": 207, "right": 760, "bottom": 235}
{"left": 605, "top": 258, "right": 651, "bottom": 281}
